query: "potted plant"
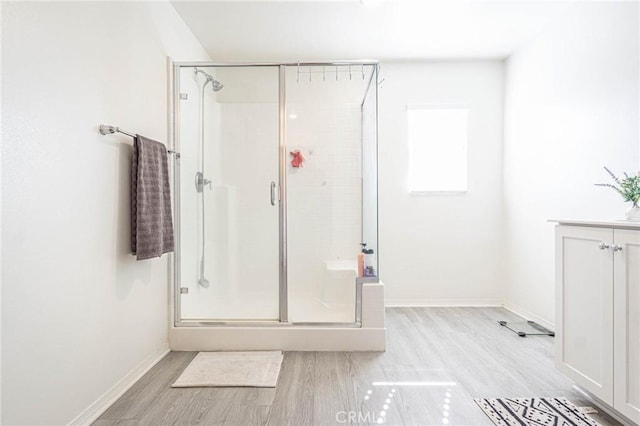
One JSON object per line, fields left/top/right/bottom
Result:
{"left": 595, "top": 167, "right": 640, "bottom": 221}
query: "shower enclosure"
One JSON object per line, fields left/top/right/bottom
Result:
{"left": 171, "top": 61, "right": 380, "bottom": 333}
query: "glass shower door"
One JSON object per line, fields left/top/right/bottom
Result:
{"left": 285, "top": 64, "right": 378, "bottom": 323}
{"left": 177, "top": 65, "right": 280, "bottom": 321}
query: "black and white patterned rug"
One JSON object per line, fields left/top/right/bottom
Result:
{"left": 475, "top": 397, "right": 601, "bottom": 426}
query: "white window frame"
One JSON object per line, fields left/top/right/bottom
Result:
{"left": 406, "top": 104, "right": 470, "bottom": 195}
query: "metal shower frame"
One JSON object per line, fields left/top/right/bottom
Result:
{"left": 170, "top": 60, "right": 379, "bottom": 327}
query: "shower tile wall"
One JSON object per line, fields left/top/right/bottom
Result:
{"left": 210, "top": 103, "right": 279, "bottom": 318}
{"left": 287, "top": 102, "right": 361, "bottom": 322}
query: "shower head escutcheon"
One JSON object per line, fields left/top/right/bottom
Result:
{"left": 194, "top": 67, "right": 224, "bottom": 92}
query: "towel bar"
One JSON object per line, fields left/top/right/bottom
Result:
{"left": 99, "top": 124, "right": 178, "bottom": 156}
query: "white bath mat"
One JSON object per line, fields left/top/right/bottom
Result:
{"left": 171, "top": 351, "right": 283, "bottom": 388}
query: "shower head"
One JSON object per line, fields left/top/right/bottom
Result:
{"left": 210, "top": 79, "right": 224, "bottom": 92}
{"left": 194, "top": 68, "right": 224, "bottom": 92}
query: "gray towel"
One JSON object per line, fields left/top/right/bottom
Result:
{"left": 131, "top": 135, "right": 174, "bottom": 260}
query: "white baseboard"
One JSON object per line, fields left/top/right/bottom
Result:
{"left": 572, "top": 385, "right": 638, "bottom": 426}
{"left": 385, "top": 299, "right": 502, "bottom": 307}
{"left": 68, "top": 346, "right": 170, "bottom": 426}
{"left": 502, "top": 302, "right": 555, "bottom": 331}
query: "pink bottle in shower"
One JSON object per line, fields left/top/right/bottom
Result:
{"left": 358, "top": 243, "right": 366, "bottom": 277}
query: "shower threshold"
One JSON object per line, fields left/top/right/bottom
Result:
{"left": 170, "top": 281, "right": 386, "bottom": 351}
{"left": 175, "top": 320, "right": 362, "bottom": 328}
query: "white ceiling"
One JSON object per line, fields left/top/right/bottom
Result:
{"left": 170, "top": 0, "right": 577, "bottom": 61}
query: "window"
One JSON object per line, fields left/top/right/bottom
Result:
{"left": 407, "top": 106, "right": 468, "bottom": 193}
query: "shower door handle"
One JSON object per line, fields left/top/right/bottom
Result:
{"left": 270, "top": 181, "right": 277, "bottom": 206}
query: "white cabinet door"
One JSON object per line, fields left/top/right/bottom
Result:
{"left": 556, "top": 225, "right": 614, "bottom": 404}
{"left": 613, "top": 229, "right": 640, "bottom": 423}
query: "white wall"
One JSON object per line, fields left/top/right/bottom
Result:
{"left": 379, "top": 61, "right": 504, "bottom": 306}
{"left": 502, "top": 2, "right": 640, "bottom": 328}
{"left": 1, "top": 2, "right": 209, "bottom": 424}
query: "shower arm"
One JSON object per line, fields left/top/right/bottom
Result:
{"left": 195, "top": 68, "right": 211, "bottom": 81}
{"left": 194, "top": 68, "right": 223, "bottom": 92}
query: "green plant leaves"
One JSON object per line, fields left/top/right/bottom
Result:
{"left": 596, "top": 167, "right": 640, "bottom": 206}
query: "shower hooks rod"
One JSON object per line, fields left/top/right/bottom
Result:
{"left": 99, "top": 124, "right": 177, "bottom": 155}
{"left": 296, "top": 64, "right": 368, "bottom": 83}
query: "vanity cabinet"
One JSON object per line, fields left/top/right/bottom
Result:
{"left": 555, "top": 222, "right": 640, "bottom": 424}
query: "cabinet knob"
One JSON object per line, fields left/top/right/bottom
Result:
{"left": 612, "top": 245, "right": 623, "bottom": 252}
{"left": 598, "top": 242, "right": 610, "bottom": 250}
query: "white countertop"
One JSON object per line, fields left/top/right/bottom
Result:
{"left": 549, "top": 218, "right": 640, "bottom": 229}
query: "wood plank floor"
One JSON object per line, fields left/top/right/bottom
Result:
{"left": 94, "top": 308, "right": 620, "bottom": 426}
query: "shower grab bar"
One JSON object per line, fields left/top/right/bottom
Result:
{"left": 99, "top": 124, "right": 178, "bottom": 155}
